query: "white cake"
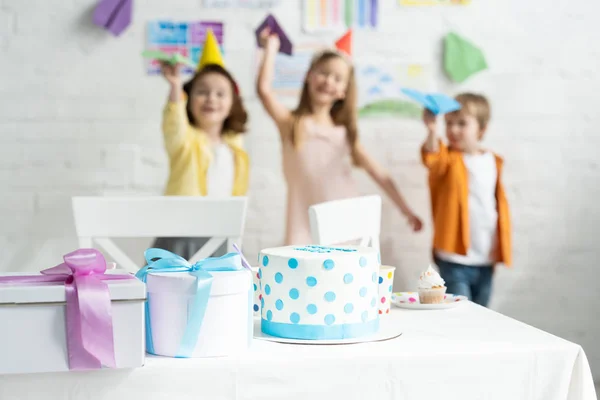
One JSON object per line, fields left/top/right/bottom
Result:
{"left": 258, "top": 245, "right": 380, "bottom": 340}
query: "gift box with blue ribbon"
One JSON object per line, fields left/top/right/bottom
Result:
{"left": 136, "top": 249, "right": 253, "bottom": 358}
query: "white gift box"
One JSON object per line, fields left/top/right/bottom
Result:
{"left": 146, "top": 269, "right": 252, "bottom": 358}
{"left": 0, "top": 272, "right": 146, "bottom": 375}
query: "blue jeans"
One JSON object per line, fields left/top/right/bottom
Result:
{"left": 434, "top": 256, "right": 493, "bottom": 307}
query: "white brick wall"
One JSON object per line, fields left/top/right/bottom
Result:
{"left": 1, "top": 0, "right": 599, "bottom": 380}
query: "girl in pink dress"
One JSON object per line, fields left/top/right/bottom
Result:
{"left": 256, "top": 28, "right": 423, "bottom": 245}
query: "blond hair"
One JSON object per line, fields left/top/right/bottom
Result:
{"left": 453, "top": 93, "right": 491, "bottom": 132}
{"left": 291, "top": 50, "right": 360, "bottom": 166}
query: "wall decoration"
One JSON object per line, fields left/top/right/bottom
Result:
{"left": 356, "top": 63, "right": 433, "bottom": 119}
{"left": 144, "top": 21, "right": 224, "bottom": 75}
{"left": 303, "top": 0, "right": 379, "bottom": 33}
{"left": 398, "top": 0, "right": 470, "bottom": 5}
{"left": 203, "top": 0, "right": 281, "bottom": 7}
{"left": 444, "top": 32, "right": 487, "bottom": 83}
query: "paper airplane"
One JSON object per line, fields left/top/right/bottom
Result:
{"left": 401, "top": 88, "right": 461, "bottom": 115}
{"left": 444, "top": 32, "right": 487, "bottom": 83}
{"left": 255, "top": 14, "right": 293, "bottom": 55}
{"left": 93, "top": 0, "right": 133, "bottom": 36}
{"left": 141, "top": 50, "right": 196, "bottom": 68}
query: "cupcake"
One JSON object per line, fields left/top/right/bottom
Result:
{"left": 417, "top": 265, "right": 446, "bottom": 304}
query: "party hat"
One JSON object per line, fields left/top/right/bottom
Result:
{"left": 197, "top": 28, "right": 225, "bottom": 71}
{"left": 335, "top": 29, "right": 352, "bottom": 57}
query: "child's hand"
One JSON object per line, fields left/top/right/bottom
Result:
{"left": 422, "top": 109, "right": 437, "bottom": 134}
{"left": 160, "top": 61, "right": 182, "bottom": 87}
{"left": 406, "top": 213, "right": 423, "bottom": 232}
{"left": 258, "top": 27, "right": 280, "bottom": 53}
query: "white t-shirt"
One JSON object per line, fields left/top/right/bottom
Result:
{"left": 205, "top": 142, "right": 234, "bottom": 197}
{"left": 436, "top": 151, "right": 498, "bottom": 265}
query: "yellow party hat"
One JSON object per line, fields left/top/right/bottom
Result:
{"left": 197, "top": 28, "right": 224, "bottom": 71}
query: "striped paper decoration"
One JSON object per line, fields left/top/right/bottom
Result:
{"left": 303, "top": 0, "right": 378, "bottom": 33}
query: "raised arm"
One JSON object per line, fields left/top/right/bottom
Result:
{"left": 160, "top": 62, "right": 187, "bottom": 155}
{"left": 256, "top": 28, "right": 292, "bottom": 132}
{"left": 355, "top": 143, "right": 423, "bottom": 232}
{"left": 420, "top": 109, "right": 450, "bottom": 177}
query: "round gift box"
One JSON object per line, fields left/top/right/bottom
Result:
{"left": 146, "top": 269, "right": 251, "bottom": 358}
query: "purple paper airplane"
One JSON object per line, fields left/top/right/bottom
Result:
{"left": 93, "top": 0, "right": 133, "bottom": 36}
{"left": 255, "top": 14, "right": 293, "bottom": 56}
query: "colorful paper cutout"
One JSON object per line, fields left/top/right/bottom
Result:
{"left": 444, "top": 32, "right": 487, "bottom": 83}
{"left": 92, "top": 0, "right": 133, "bottom": 36}
{"left": 303, "top": 0, "right": 379, "bottom": 32}
{"left": 255, "top": 14, "right": 293, "bottom": 55}
{"left": 401, "top": 88, "right": 461, "bottom": 115}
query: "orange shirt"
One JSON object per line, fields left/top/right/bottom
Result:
{"left": 421, "top": 142, "right": 512, "bottom": 266}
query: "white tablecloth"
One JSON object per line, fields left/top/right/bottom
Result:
{"left": 0, "top": 303, "right": 595, "bottom": 400}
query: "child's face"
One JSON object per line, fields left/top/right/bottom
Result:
{"left": 189, "top": 72, "right": 233, "bottom": 128}
{"left": 307, "top": 57, "right": 350, "bottom": 107}
{"left": 444, "top": 110, "right": 484, "bottom": 153}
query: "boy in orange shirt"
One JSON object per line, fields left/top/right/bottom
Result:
{"left": 421, "top": 93, "right": 511, "bottom": 307}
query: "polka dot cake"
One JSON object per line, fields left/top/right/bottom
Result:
{"left": 258, "top": 245, "right": 380, "bottom": 340}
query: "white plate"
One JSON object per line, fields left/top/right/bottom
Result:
{"left": 391, "top": 292, "right": 468, "bottom": 310}
{"left": 253, "top": 317, "right": 402, "bottom": 345}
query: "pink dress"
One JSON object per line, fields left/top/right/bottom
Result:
{"left": 282, "top": 119, "right": 359, "bottom": 245}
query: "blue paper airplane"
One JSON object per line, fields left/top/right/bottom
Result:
{"left": 401, "top": 88, "right": 461, "bottom": 115}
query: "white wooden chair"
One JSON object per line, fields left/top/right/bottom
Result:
{"left": 71, "top": 196, "right": 248, "bottom": 273}
{"left": 308, "top": 195, "right": 382, "bottom": 253}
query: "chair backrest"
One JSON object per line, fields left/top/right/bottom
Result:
{"left": 72, "top": 196, "right": 248, "bottom": 273}
{"left": 308, "top": 195, "right": 382, "bottom": 252}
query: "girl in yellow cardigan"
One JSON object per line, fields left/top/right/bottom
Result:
{"left": 152, "top": 31, "right": 249, "bottom": 259}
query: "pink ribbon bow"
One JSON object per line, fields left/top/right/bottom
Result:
{"left": 0, "top": 249, "right": 134, "bottom": 370}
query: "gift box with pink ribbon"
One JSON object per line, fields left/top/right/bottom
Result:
{"left": 0, "top": 249, "right": 146, "bottom": 375}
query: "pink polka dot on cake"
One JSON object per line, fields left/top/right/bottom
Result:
{"left": 380, "top": 296, "right": 386, "bottom": 304}
{"left": 408, "top": 297, "right": 416, "bottom": 303}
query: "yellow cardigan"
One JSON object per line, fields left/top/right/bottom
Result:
{"left": 161, "top": 101, "right": 249, "bottom": 196}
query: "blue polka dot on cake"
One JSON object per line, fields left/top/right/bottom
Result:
{"left": 275, "top": 272, "right": 283, "bottom": 284}
{"left": 343, "top": 273, "right": 353, "bottom": 284}
{"left": 264, "top": 284, "right": 271, "bottom": 295}
{"left": 289, "top": 288, "right": 299, "bottom": 299}
{"left": 359, "top": 287, "right": 367, "bottom": 297}
{"left": 306, "top": 276, "right": 317, "bottom": 287}
{"left": 306, "top": 304, "right": 318, "bottom": 314}
{"left": 266, "top": 310, "right": 273, "bottom": 321}
{"left": 323, "top": 259, "right": 335, "bottom": 270}
{"left": 275, "top": 299, "right": 284, "bottom": 310}
{"left": 378, "top": 276, "right": 383, "bottom": 284}
{"left": 324, "top": 314, "right": 335, "bottom": 325}
{"left": 324, "top": 291, "right": 336, "bottom": 302}
{"left": 359, "top": 256, "right": 367, "bottom": 267}
{"left": 344, "top": 303, "right": 354, "bottom": 313}
{"left": 288, "top": 258, "right": 299, "bottom": 269}
{"left": 262, "top": 255, "right": 269, "bottom": 267}
{"left": 290, "top": 312, "right": 300, "bottom": 324}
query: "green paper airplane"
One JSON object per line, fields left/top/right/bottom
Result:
{"left": 142, "top": 50, "right": 196, "bottom": 68}
{"left": 444, "top": 32, "right": 487, "bottom": 83}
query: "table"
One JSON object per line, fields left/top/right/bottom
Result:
{"left": 0, "top": 303, "right": 596, "bottom": 400}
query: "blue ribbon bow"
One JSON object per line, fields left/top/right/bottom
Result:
{"left": 136, "top": 248, "right": 244, "bottom": 358}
